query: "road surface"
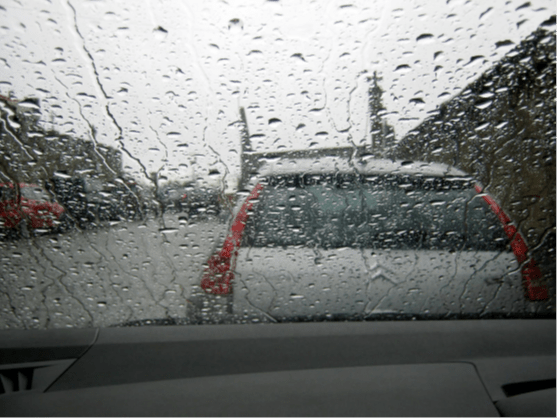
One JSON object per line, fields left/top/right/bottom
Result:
{"left": 0, "top": 214, "right": 228, "bottom": 329}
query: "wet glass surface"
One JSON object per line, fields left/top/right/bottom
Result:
{"left": 0, "top": 0, "right": 554, "bottom": 328}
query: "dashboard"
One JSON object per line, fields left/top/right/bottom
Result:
{"left": 0, "top": 319, "right": 554, "bottom": 416}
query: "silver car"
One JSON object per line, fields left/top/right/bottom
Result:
{"left": 200, "top": 157, "right": 545, "bottom": 322}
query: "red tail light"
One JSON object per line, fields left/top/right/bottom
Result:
{"left": 475, "top": 185, "right": 547, "bottom": 300}
{"left": 201, "top": 184, "right": 264, "bottom": 295}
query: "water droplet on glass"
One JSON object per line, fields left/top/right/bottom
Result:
{"left": 475, "top": 99, "right": 493, "bottom": 110}
{"left": 416, "top": 33, "right": 434, "bottom": 44}
{"left": 394, "top": 64, "right": 411, "bottom": 73}
{"left": 228, "top": 18, "right": 243, "bottom": 32}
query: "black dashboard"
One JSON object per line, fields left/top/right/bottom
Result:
{"left": 0, "top": 320, "right": 554, "bottom": 416}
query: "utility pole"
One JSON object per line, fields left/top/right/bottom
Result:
{"left": 238, "top": 106, "right": 253, "bottom": 190}
{"left": 368, "top": 72, "right": 395, "bottom": 156}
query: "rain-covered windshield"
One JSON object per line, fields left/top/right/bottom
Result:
{"left": 0, "top": 0, "right": 554, "bottom": 328}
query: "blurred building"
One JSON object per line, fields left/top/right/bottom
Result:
{"left": 0, "top": 93, "right": 124, "bottom": 183}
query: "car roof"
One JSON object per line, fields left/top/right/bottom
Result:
{"left": 256, "top": 156, "right": 469, "bottom": 178}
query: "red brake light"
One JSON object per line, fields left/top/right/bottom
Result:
{"left": 201, "top": 184, "right": 264, "bottom": 295}
{"left": 475, "top": 185, "right": 547, "bottom": 300}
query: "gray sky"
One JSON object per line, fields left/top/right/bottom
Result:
{"left": 1, "top": 0, "right": 555, "bottom": 190}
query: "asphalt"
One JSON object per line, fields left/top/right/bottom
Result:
{"left": 0, "top": 214, "right": 228, "bottom": 329}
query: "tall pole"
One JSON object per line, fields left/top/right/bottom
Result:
{"left": 239, "top": 106, "right": 252, "bottom": 190}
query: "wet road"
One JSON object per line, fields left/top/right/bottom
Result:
{"left": 0, "top": 214, "right": 228, "bottom": 329}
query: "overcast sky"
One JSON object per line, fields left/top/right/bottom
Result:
{"left": 1, "top": 0, "right": 555, "bottom": 190}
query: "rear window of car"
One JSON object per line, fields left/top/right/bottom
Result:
{"left": 242, "top": 174, "right": 508, "bottom": 252}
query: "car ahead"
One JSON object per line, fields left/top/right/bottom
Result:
{"left": 199, "top": 157, "right": 547, "bottom": 323}
{"left": 0, "top": 183, "right": 64, "bottom": 237}
{"left": 184, "top": 187, "right": 222, "bottom": 218}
